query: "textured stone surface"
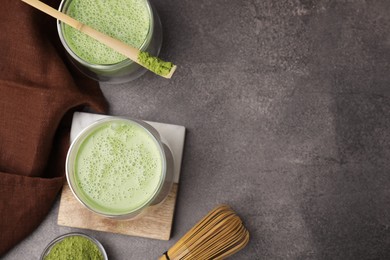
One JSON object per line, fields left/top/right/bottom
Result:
{"left": 4, "top": 0, "right": 390, "bottom": 259}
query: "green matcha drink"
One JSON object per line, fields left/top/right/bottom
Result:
{"left": 63, "top": 0, "right": 150, "bottom": 64}
{"left": 67, "top": 119, "right": 165, "bottom": 217}
{"left": 57, "top": 0, "right": 163, "bottom": 82}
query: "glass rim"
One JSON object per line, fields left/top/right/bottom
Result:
{"left": 65, "top": 117, "right": 167, "bottom": 218}
{"left": 56, "top": 0, "right": 154, "bottom": 69}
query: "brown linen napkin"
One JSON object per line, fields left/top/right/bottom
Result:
{"left": 0, "top": 0, "right": 108, "bottom": 255}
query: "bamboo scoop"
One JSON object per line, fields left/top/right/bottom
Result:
{"left": 21, "top": 0, "right": 177, "bottom": 79}
{"left": 159, "top": 205, "right": 250, "bottom": 260}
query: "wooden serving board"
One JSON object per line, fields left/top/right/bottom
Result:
{"left": 58, "top": 183, "right": 178, "bottom": 240}
{"left": 57, "top": 112, "right": 185, "bottom": 241}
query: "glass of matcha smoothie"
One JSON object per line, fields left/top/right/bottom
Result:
{"left": 66, "top": 118, "right": 174, "bottom": 219}
{"left": 57, "top": 0, "right": 162, "bottom": 83}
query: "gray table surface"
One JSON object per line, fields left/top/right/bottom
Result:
{"left": 4, "top": 0, "right": 390, "bottom": 259}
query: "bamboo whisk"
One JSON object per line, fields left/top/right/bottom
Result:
{"left": 159, "top": 205, "right": 249, "bottom": 260}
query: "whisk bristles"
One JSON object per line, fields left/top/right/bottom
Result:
{"left": 159, "top": 205, "right": 249, "bottom": 260}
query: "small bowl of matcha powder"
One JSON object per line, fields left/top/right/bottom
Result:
{"left": 41, "top": 232, "right": 107, "bottom": 260}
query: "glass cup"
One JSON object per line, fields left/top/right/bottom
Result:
{"left": 40, "top": 232, "right": 108, "bottom": 260}
{"left": 66, "top": 117, "right": 174, "bottom": 219}
{"left": 57, "top": 0, "right": 163, "bottom": 83}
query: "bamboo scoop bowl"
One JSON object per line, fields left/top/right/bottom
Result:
{"left": 159, "top": 205, "right": 250, "bottom": 260}
{"left": 21, "top": 0, "right": 177, "bottom": 79}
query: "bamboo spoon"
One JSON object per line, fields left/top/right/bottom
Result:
{"left": 21, "top": 0, "right": 177, "bottom": 79}
{"left": 159, "top": 205, "right": 250, "bottom": 260}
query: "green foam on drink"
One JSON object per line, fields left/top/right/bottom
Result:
{"left": 74, "top": 120, "right": 163, "bottom": 215}
{"left": 63, "top": 0, "right": 151, "bottom": 65}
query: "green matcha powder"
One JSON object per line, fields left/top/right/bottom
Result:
{"left": 138, "top": 51, "right": 174, "bottom": 76}
{"left": 44, "top": 236, "right": 104, "bottom": 260}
